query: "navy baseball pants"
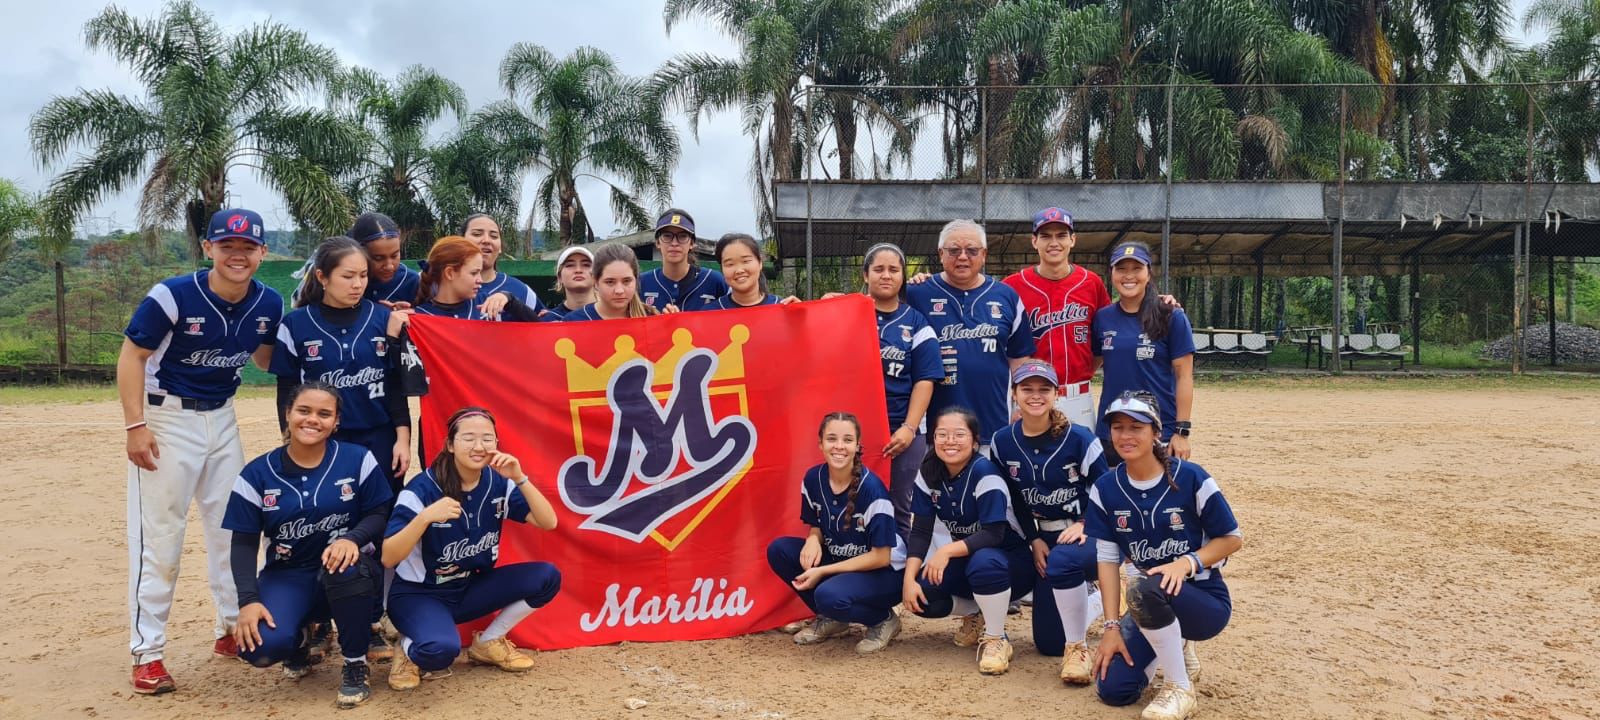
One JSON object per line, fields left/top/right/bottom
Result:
{"left": 766, "top": 537, "right": 900, "bottom": 625}
{"left": 1098, "top": 573, "right": 1232, "bottom": 706}
{"left": 387, "top": 562, "right": 561, "bottom": 672}
{"left": 238, "top": 561, "right": 378, "bottom": 667}
{"left": 910, "top": 544, "right": 1033, "bottom": 618}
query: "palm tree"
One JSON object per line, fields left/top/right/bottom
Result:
{"left": 1519, "top": 0, "right": 1600, "bottom": 180}
{"left": 473, "top": 44, "right": 678, "bottom": 246}
{"left": 0, "top": 179, "right": 37, "bottom": 265}
{"left": 655, "top": 0, "right": 909, "bottom": 230}
{"left": 29, "top": 1, "right": 357, "bottom": 255}
{"left": 332, "top": 65, "right": 521, "bottom": 249}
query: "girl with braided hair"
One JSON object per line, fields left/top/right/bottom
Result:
{"left": 764, "top": 412, "right": 905, "bottom": 653}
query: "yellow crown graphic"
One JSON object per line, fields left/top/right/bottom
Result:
{"left": 554, "top": 326, "right": 749, "bottom": 393}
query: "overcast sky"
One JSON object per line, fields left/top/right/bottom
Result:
{"left": 0, "top": 0, "right": 1546, "bottom": 241}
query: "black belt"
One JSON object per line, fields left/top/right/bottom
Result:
{"left": 148, "top": 393, "right": 228, "bottom": 412}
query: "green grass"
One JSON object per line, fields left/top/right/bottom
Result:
{"left": 1253, "top": 339, "right": 1503, "bottom": 370}
{"left": 1203, "top": 372, "right": 1600, "bottom": 391}
{"left": 0, "top": 384, "right": 275, "bottom": 405}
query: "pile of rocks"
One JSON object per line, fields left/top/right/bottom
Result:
{"left": 1480, "top": 322, "right": 1600, "bottom": 364}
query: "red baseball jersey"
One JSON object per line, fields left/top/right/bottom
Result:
{"left": 1002, "top": 265, "right": 1110, "bottom": 386}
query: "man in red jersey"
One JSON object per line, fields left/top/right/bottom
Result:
{"left": 1002, "top": 208, "right": 1109, "bottom": 427}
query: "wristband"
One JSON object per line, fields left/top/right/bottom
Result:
{"left": 1101, "top": 618, "right": 1122, "bottom": 631}
{"left": 514, "top": 476, "right": 530, "bottom": 489}
{"left": 125, "top": 421, "right": 147, "bottom": 432}
{"left": 1185, "top": 552, "right": 1202, "bottom": 577}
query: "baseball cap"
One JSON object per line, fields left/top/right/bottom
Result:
{"left": 1110, "top": 242, "right": 1152, "bottom": 267}
{"left": 1010, "top": 360, "right": 1059, "bottom": 386}
{"left": 654, "top": 209, "right": 695, "bottom": 236}
{"left": 207, "top": 208, "right": 266, "bottom": 244}
{"left": 556, "top": 245, "right": 594, "bottom": 267}
{"left": 1032, "top": 207, "right": 1074, "bottom": 233}
{"left": 1103, "top": 391, "right": 1161, "bottom": 428}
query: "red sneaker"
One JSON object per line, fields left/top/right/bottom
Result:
{"left": 213, "top": 635, "right": 240, "bottom": 659}
{"left": 132, "top": 660, "right": 176, "bottom": 695}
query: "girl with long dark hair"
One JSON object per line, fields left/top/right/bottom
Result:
{"left": 765, "top": 412, "right": 905, "bottom": 654}
{"left": 1092, "top": 242, "right": 1195, "bottom": 460}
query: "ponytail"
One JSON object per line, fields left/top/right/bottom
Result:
{"left": 416, "top": 236, "right": 480, "bottom": 306}
{"left": 1047, "top": 407, "right": 1070, "bottom": 439}
{"left": 1149, "top": 437, "right": 1180, "bottom": 492}
{"left": 841, "top": 444, "right": 865, "bottom": 531}
{"left": 292, "top": 237, "right": 363, "bottom": 308}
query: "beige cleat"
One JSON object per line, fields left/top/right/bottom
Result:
{"left": 467, "top": 632, "right": 536, "bottom": 672}
{"left": 976, "top": 634, "right": 1014, "bottom": 675}
{"left": 953, "top": 613, "right": 983, "bottom": 647}
{"left": 1141, "top": 684, "right": 1198, "bottom": 720}
{"left": 779, "top": 618, "right": 810, "bottom": 634}
{"left": 388, "top": 649, "right": 420, "bottom": 691}
{"left": 855, "top": 614, "right": 901, "bottom": 654}
{"left": 1183, "top": 640, "right": 1201, "bottom": 684}
{"left": 794, "top": 616, "right": 850, "bottom": 645}
{"left": 1059, "top": 641, "right": 1093, "bottom": 685}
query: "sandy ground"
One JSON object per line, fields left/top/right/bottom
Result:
{"left": 1, "top": 380, "right": 1597, "bottom": 720}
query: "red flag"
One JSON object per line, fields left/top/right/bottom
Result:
{"left": 407, "top": 295, "right": 890, "bottom": 649}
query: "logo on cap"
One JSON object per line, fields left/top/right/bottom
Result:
{"left": 671, "top": 215, "right": 681, "bottom": 225}
{"left": 1123, "top": 246, "right": 1135, "bottom": 257}
{"left": 227, "top": 214, "right": 249, "bottom": 233}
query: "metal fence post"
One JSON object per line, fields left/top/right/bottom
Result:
{"left": 978, "top": 87, "right": 987, "bottom": 223}
{"left": 804, "top": 85, "right": 815, "bottom": 299}
{"left": 1331, "top": 87, "right": 1347, "bottom": 374}
{"left": 1163, "top": 75, "right": 1175, "bottom": 294}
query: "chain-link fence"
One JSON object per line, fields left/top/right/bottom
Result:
{"left": 781, "top": 81, "right": 1600, "bottom": 371}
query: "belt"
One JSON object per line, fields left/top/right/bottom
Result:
{"left": 1037, "top": 518, "right": 1071, "bottom": 532}
{"left": 148, "top": 393, "right": 229, "bottom": 412}
{"left": 1063, "top": 381, "right": 1091, "bottom": 398}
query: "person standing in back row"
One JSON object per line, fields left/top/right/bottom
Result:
{"left": 639, "top": 209, "right": 729, "bottom": 312}
{"left": 906, "top": 219, "right": 1035, "bottom": 453}
{"left": 1003, "top": 209, "right": 1109, "bottom": 427}
{"left": 463, "top": 214, "right": 546, "bottom": 320}
{"left": 119, "top": 208, "right": 283, "bottom": 695}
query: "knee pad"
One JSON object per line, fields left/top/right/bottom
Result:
{"left": 914, "top": 585, "right": 954, "bottom": 619}
{"left": 1126, "top": 575, "right": 1176, "bottom": 628}
{"left": 320, "top": 552, "right": 382, "bottom": 602}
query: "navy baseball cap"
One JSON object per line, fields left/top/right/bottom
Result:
{"left": 1110, "top": 242, "right": 1152, "bottom": 267}
{"left": 1032, "top": 207, "right": 1074, "bottom": 232}
{"left": 654, "top": 209, "right": 695, "bottom": 236}
{"left": 207, "top": 208, "right": 266, "bottom": 244}
{"left": 1103, "top": 392, "right": 1161, "bottom": 428}
{"left": 1011, "top": 359, "right": 1059, "bottom": 386}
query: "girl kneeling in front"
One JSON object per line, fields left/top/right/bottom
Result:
{"left": 381, "top": 407, "right": 561, "bottom": 690}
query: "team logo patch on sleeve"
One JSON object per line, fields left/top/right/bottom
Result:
{"left": 256, "top": 317, "right": 271, "bottom": 335}
{"left": 1005, "top": 461, "right": 1020, "bottom": 478}
{"left": 336, "top": 478, "right": 355, "bottom": 501}
{"left": 988, "top": 301, "right": 1003, "bottom": 319}
{"left": 900, "top": 325, "right": 912, "bottom": 342}
{"left": 930, "top": 299, "right": 947, "bottom": 315}
{"left": 372, "top": 337, "right": 388, "bottom": 356}
{"left": 305, "top": 340, "right": 322, "bottom": 359}
{"left": 184, "top": 317, "right": 205, "bottom": 336}
{"left": 1115, "top": 512, "right": 1130, "bottom": 530}
{"left": 1168, "top": 510, "right": 1184, "bottom": 530}
{"left": 263, "top": 489, "right": 280, "bottom": 509}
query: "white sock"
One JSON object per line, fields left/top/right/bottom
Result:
{"left": 1086, "top": 587, "right": 1103, "bottom": 625}
{"left": 344, "top": 656, "right": 367, "bottom": 665}
{"left": 1138, "top": 618, "right": 1190, "bottom": 690}
{"left": 1053, "top": 585, "right": 1089, "bottom": 643}
{"left": 479, "top": 600, "right": 536, "bottom": 642}
{"left": 973, "top": 591, "right": 1010, "bottom": 637}
{"left": 951, "top": 596, "right": 979, "bottom": 616}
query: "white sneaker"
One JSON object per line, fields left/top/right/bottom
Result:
{"left": 793, "top": 616, "right": 849, "bottom": 645}
{"left": 976, "top": 634, "right": 1014, "bottom": 675}
{"left": 855, "top": 614, "right": 901, "bottom": 654}
{"left": 952, "top": 613, "right": 983, "bottom": 647}
{"left": 1059, "top": 641, "right": 1093, "bottom": 685}
{"left": 1183, "top": 640, "right": 1201, "bottom": 684}
{"left": 1140, "top": 683, "right": 1198, "bottom": 720}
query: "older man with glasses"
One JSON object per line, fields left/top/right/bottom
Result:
{"left": 905, "top": 219, "right": 1036, "bottom": 455}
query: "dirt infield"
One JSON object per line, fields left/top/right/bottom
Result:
{"left": 0, "top": 379, "right": 1596, "bottom": 719}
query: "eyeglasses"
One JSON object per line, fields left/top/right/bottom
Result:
{"left": 933, "top": 430, "right": 972, "bottom": 441}
{"left": 941, "top": 246, "right": 983, "bottom": 258}
{"left": 455, "top": 434, "right": 498, "bottom": 447}
{"left": 658, "top": 233, "right": 694, "bottom": 246}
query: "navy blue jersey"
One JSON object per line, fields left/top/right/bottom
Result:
{"left": 798, "top": 465, "right": 904, "bottom": 568}
{"left": 541, "top": 304, "right": 582, "bottom": 322}
{"left": 640, "top": 266, "right": 728, "bottom": 312}
{"left": 367, "top": 265, "right": 420, "bottom": 305}
{"left": 124, "top": 270, "right": 283, "bottom": 402}
{"left": 222, "top": 440, "right": 392, "bottom": 571}
{"left": 906, "top": 275, "right": 1035, "bottom": 444}
{"left": 558, "top": 303, "right": 605, "bottom": 321}
{"left": 876, "top": 304, "right": 944, "bottom": 430}
{"left": 911, "top": 456, "right": 1026, "bottom": 552}
{"left": 1091, "top": 306, "right": 1195, "bottom": 441}
{"left": 1082, "top": 460, "right": 1240, "bottom": 580}
{"left": 271, "top": 301, "right": 395, "bottom": 431}
{"left": 712, "top": 293, "right": 779, "bottom": 309}
{"left": 387, "top": 467, "right": 532, "bottom": 585}
{"left": 477, "top": 272, "right": 545, "bottom": 315}
{"left": 987, "top": 421, "right": 1108, "bottom": 524}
